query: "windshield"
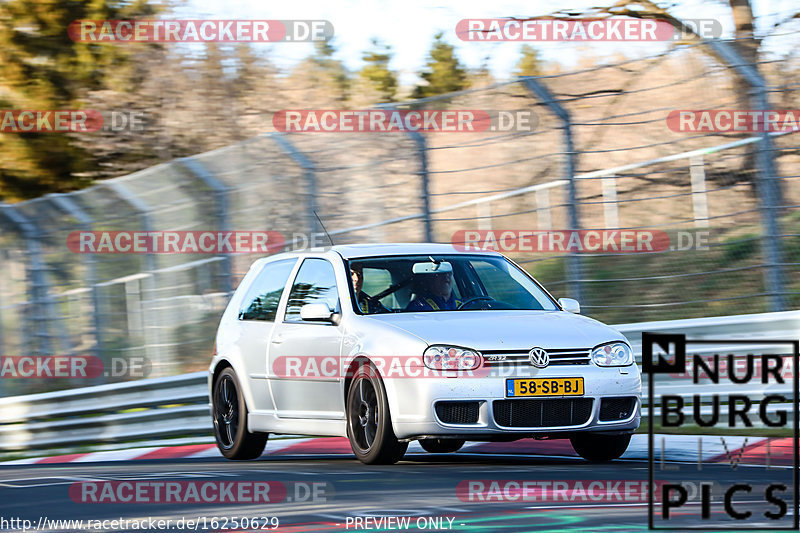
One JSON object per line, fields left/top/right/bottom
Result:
{"left": 347, "top": 254, "right": 558, "bottom": 314}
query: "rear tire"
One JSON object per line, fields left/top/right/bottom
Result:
{"left": 346, "top": 365, "right": 408, "bottom": 464}
{"left": 570, "top": 433, "right": 631, "bottom": 462}
{"left": 419, "top": 438, "right": 465, "bottom": 453}
{"left": 213, "top": 367, "right": 268, "bottom": 460}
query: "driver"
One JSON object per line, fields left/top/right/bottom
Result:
{"left": 405, "top": 269, "right": 461, "bottom": 311}
{"left": 351, "top": 264, "right": 389, "bottom": 314}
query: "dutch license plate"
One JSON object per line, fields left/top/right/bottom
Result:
{"left": 505, "top": 377, "right": 584, "bottom": 397}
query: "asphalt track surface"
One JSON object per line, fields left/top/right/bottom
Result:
{"left": 1, "top": 449, "right": 794, "bottom": 533}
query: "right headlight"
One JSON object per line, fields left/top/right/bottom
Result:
{"left": 591, "top": 342, "right": 634, "bottom": 367}
{"left": 423, "top": 345, "right": 482, "bottom": 371}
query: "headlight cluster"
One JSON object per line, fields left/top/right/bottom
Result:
{"left": 591, "top": 342, "right": 634, "bottom": 367}
{"left": 423, "top": 345, "right": 482, "bottom": 370}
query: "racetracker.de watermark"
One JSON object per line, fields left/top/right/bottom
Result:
{"left": 456, "top": 18, "right": 721, "bottom": 41}
{"left": 68, "top": 20, "right": 333, "bottom": 42}
{"left": 451, "top": 229, "right": 711, "bottom": 253}
{"left": 457, "top": 479, "right": 669, "bottom": 502}
{"left": 0, "top": 110, "right": 103, "bottom": 132}
{"left": 0, "top": 110, "right": 146, "bottom": 133}
{"left": 667, "top": 110, "right": 800, "bottom": 133}
{"left": 272, "top": 355, "right": 493, "bottom": 379}
{"left": 272, "top": 356, "right": 600, "bottom": 381}
{"left": 272, "top": 109, "right": 537, "bottom": 133}
{"left": 0, "top": 356, "right": 150, "bottom": 378}
{"left": 67, "top": 231, "right": 285, "bottom": 254}
{"left": 70, "top": 481, "right": 329, "bottom": 504}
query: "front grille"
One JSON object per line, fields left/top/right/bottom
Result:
{"left": 435, "top": 401, "right": 480, "bottom": 425}
{"left": 599, "top": 397, "right": 637, "bottom": 421}
{"left": 493, "top": 398, "right": 593, "bottom": 428}
{"left": 481, "top": 348, "right": 591, "bottom": 366}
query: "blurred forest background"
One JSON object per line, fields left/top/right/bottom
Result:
{"left": 0, "top": 0, "right": 558, "bottom": 201}
{"left": 1, "top": 1, "right": 797, "bottom": 200}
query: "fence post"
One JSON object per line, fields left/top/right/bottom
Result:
{"left": 601, "top": 176, "right": 619, "bottom": 229}
{"left": 406, "top": 130, "right": 435, "bottom": 242}
{"left": 178, "top": 158, "right": 233, "bottom": 294}
{"left": 707, "top": 40, "right": 786, "bottom": 311}
{"left": 103, "top": 181, "right": 162, "bottom": 370}
{"left": 477, "top": 202, "right": 492, "bottom": 231}
{"left": 0, "top": 204, "right": 53, "bottom": 355}
{"left": 104, "top": 182, "right": 157, "bottom": 273}
{"left": 521, "top": 77, "right": 583, "bottom": 303}
{"left": 535, "top": 188, "right": 552, "bottom": 230}
{"left": 270, "top": 133, "right": 321, "bottom": 239}
{"left": 689, "top": 156, "right": 710, "bottom": 228}
{"left": 47, "top": 193, "right": 103, "bottom": 359}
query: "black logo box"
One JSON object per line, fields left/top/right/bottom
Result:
{"left": 642, "top": 332, "right": 800, "bottom": 530}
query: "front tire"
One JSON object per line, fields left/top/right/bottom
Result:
{"left": 346, "top": 365, "right": 408, "bottom": 464}
{"left": 213, "top": 367, "right": 268, "bottom": 460}
{"left": 570, "top": 433, "right": 631, "bottom": 462}
{"left": 419, "top": 438, "right": 465, "bottom": 453}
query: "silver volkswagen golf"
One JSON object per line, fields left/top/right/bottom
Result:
{"left": 209, "top": 243, "right": 641, "bottom": 464}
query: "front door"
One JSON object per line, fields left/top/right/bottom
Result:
{"left": 269, "top": 258, "right": 345, "bottom": 419}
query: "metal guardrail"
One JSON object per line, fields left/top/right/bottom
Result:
{"left": 0, "top": 371, "right": 207, "bottom": 424}
{"left": 0, "top": 371, "right": 210, "bottom": 451}
{"left": 615, "top": 309, "right": 800, "bottom": 358}
{"left": 0, "top": 311, "right": 797, "bottom": 452}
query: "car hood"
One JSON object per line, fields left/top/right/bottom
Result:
{"left": 368, "top": 310, "right": 626, "bottom": 350}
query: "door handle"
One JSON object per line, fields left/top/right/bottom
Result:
{"left": 271, "top": 335, "right": 284, "bottom": 345}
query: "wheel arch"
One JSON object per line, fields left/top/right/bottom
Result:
{"left": 209, "top": 357, "right": 257, "bottom": 431}
{"left": 343, "top": 355, "right": 378, "bottom": 405}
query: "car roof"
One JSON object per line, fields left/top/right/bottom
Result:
{"left": 250, "top": 243, "right": 501, "bottom": 268}
{"left": 333, "top": 243, "right": 502, "bottom": 259}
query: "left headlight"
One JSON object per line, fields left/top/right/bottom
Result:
{"left": 423, "top": 345, "right": 482, "bottom": 371}
{"left": 591, "top": 342, "right": 634, "bottom": 367}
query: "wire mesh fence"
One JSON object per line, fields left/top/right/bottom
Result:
{"left": 0, "top": 37, "right": 798, "bottom": 394}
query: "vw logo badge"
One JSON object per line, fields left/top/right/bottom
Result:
{"left": 529, "top": 347, "right": 549, "bottom": 368}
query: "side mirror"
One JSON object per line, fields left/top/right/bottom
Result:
{"left": 300, "top": 303, "right": 334, "bottom": 322}
{"left": 558, "top": 298, "right": 580, "bottom": 314}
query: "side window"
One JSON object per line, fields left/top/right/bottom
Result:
{"left": 284, "top": 258, "right": 340, "bottom": 322}
{"left": 238, "top": 259, "right": 297, "bottom": 321}
{"left": 362, "top": 267, "right": 396, "bottom": 309}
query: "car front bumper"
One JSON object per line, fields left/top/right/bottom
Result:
{"left": 383, "top": 364, "right": 642, "bottom": 440}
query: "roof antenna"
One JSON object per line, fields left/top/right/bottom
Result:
{"left": 314, "top": 211, "right": 335, "bottom": 246}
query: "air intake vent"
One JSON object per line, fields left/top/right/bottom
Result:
{"left": 493, "top": 398, "right": 593, "bottom": 427}
{"left": 435, "top": 401, "right": 480, "bottom": 425}
{"left": 599, "top": 397, "right": 637, "bottom": 421}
